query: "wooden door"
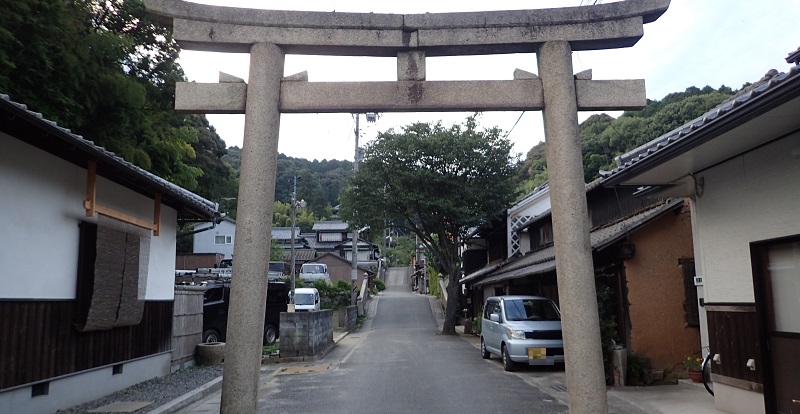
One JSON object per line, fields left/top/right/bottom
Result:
{"left": 757, "top": 241, "right": 800, "bottom": 413}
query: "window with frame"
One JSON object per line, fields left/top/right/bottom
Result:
{"left": 75, "top": 219, "right": 150, "bottom": 332}
{"left": 214, "top": 235, "right": 232, "bottom": 245}
{"left": 483, "top": 300, "right": 498, "bottom": 319}
{"left": 539, "top": 222, "right": 553, "bottom": 245}
{"left": 319, "top": 232, "right": 342, "bottom": 242}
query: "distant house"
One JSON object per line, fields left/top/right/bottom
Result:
{"left": 338, "top": 239, "right": 380, "bottom": 268}
{"left": 311, "top": 220, "right": 350, "bottom": 255}
{"left": 313, "top": 252, "right": 372, "bottom": 287}
{"left": 192, "top": 220, "right": 307, "bottom": 262}
{"left": 192, "top": 216, "right": 236, "bottom": 259}
{"left": 461, "top": 179, "right": 699, "bottom": 377}
{"left": 307, "top": 220, "right": 377, "bottom": 266}
{"left": 0, "top": 94, "right": 219, "bottom": 413}
{"left": 603, "top": 59, "right": 800, "bottom": 414}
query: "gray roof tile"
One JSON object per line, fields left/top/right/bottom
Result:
{"left": 467, "top": 199, "right": 683, "bottom": 287}
{"left": 608, "top": 66, "right": 800, "bottom": 178}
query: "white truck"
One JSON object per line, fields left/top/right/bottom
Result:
{"left": 299, "top": 262, "right": 330, "bottom": 284}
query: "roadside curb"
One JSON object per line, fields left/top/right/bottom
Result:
{"left": 145, "top": 327, "right": 352, "bottom": 414}
{"left": 145, "top": 376, "right": 222, "bottom": 414}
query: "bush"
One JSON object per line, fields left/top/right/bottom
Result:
{"left": 374, "top": 279, "right": 385, "bottom": 292}
{"left": 335, "top": 280, "right": 352, "bottom": 291}
{"left": 626, "top": 353, "right": 650, "bottom": 386}
{"left": 317, "top": 279, "right": 352, "bottom": 310}
{"left": 471, "top": 317, "right": 481, "bottom": 335}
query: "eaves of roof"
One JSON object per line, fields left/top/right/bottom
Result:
{"left": 470, "top": 198, "right": 684, "bottom": 287}
{"left": 1, "top": 94, "right": 219, "bottom": 221}
{"left": 787, "top": 46, "right": 800, "bottom": 65}
{"left": 459, "top": 256, "right": 516, "bottom": 284}
{"left": 312, "top": 221, "right": 349, "bottom": 231}
{"left": 603, "top": 65, "right": 800, "bottom": 187}
{"left": 511, "top": 177, "right": 607, "bottom": 231}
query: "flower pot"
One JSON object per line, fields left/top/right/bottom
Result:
{"left": 687, "top": 370, "right": 703, "bottom": 383}
{"left": 196, "top": 342, "right": 225, "bottom": 366}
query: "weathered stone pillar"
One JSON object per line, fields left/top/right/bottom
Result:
{"left": 221, "top": 42, "right": 284, "bottom": 414}
{"left": 538, "top": 41, "right": 608, "bottom": 414}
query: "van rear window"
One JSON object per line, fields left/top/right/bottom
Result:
{"left": 295, "top": 294, "right": 315, "bottom": 305}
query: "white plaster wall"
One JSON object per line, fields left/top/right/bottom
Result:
{"left": 0, "top": 352, "right": 171, "bottom": 414}
{"left": 714, "top": 383, "right": 766, "bottom": 414}
{"left": 694, "top": 132, "right": 800, "bottom": 303}
{"left": 0, "top": 132, "right": 179, "bottom": 300}
{"left": 193, "top": 219, "right": 235, "bottom": 258}
{"left": 507, "top": 192, "right": 551, "bottom": 256}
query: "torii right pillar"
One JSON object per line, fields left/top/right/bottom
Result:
{"left": 539, "top": 41, "right": 608, "bottom": 413}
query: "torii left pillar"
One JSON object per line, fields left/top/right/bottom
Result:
{"left": 221, "top": 42, "right": 284, "bottom": 414}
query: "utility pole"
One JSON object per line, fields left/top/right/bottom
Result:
{"left": 351, "top": 112, "right": 379, "bottom": 306}
{"left": 290, "top": 175, "right": 304, "bottom": 305}
{"left": 351, "top": 115, "right": 360, "bottom": 306}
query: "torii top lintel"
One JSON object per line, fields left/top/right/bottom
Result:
{"left": 144, "top": 0, "right": 669, "bottom": 56}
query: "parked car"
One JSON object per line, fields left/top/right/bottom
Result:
{"left": 213, "top": 259, "right": 284, "bottom": 281}
{"left": 290, "top": 287, "right": 320, "bottom": 312}
{"left": 268, "top": 261, "right": 285, "bottom": 281}
{"left": 480, "top": 295, "right": 564, "bottom": 371}
{"left": 299, "top": 262, "right": 330, "bottom": 284}
{"left": 202, "top": 281, "right": 289, "bottom": 344}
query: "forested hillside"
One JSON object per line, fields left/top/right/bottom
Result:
{"left": 517, "top": 85, "right": 737, "bottom": 192}
{"left": 223, "top": 147, "right": 353, "bottom": 219}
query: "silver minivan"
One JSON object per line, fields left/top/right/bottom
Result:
{"left": 480, "top": 295, "right": 564, "bottom": 371}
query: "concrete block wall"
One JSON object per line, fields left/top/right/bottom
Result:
{"left": 345, "top": 305, "right": 358, "bottom": 332}
{"left": 279, "top": 310, "right": 333, "bottom": 358}
{"left": 172, "top": 286, "right": 204, "bottom": 370}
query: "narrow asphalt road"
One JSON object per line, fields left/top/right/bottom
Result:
{"left": 255, "top": 267, "right": 567, "bottom": 414}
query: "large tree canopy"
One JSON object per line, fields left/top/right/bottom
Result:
{"left": 0, "top": 0, "right": 235, "bottom": 197}
{"left": 340, "top": 116, "right": 519, "bottom": 334}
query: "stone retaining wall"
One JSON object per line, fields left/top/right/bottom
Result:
{"left": 279, "top": 310, "right": 333, "bottom": 358}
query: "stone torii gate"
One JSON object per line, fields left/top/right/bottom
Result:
{"left": 145, "top": 1, "right": 669, "bottom": 412}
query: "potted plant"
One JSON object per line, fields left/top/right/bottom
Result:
{"left": 684, "top": 354, "right": 704, "bottom": 383}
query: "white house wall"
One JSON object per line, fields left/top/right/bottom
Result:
{"left": 695, "top": 131, "right": 800, "bottom": 303}
{"left": 507, "top": 190, "right": 551, "bottom": 255}
{"left": 193, "top": 220, "right": 235, "bottom": 258}
{"left": 0, "top": 131, "right": 178, "bottom": 300}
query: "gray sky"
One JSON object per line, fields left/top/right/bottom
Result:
{"left": 178, "top": 0, "right": 800, "bottom": 161}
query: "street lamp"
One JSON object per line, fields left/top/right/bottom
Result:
{"left": 290, "top": 176, "right": 306, "bottom": 303}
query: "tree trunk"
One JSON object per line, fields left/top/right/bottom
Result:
{"left": 441, "top": 272, "right": 460, "bottom": 335}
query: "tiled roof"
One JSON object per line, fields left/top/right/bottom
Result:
{"left": 787, "top": 45, "right": 800, "bottom": 65}
{"left": 281, "top": 248, "right": 316, "bottom": 262}
{"left": 272, "top": 227, "right": 300, "bottom": 240}
{"left": 468, "top": 198, "right": 683, "bottom": 287}
{"left": 313, "top": 221, "right": 349, "bottom": 231}
{"left": 1, "top": 93, "right": 219, "bottom": 220}
{"left": 605, "top": 66, "right": 800, "bottom": 182}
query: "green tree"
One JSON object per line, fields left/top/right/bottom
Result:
{"left": 339, "top": 116, "right": 519, "bottom": 334}
{"left": 0, "top": 0, "right": 235, "bottom": 195}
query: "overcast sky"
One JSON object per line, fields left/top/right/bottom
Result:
{"left": 177, "top": 0, "right": 800, "bottom": 162}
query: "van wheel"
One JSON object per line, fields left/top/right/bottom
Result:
{"left": 263, "top": 324, "right": 278, "bottom": 345}
{"left": 480, "top": 337, "right": 491, "bottom": 359}
{"left": 202, "top": 329, "right": 221, "bottom": 343}
{"left": 502, "top": 345, "right": 516, "bottom": 372}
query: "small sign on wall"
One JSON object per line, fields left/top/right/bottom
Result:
{"left": 694, "top": 275, "right": 704, "bottom": 286}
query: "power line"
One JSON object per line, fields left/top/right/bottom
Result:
{"left": 504, "top": 111, "right": 526, "bottom": 139}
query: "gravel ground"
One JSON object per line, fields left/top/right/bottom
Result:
{"left": 56, "top": 364, "right": 223, "bottom": 414}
